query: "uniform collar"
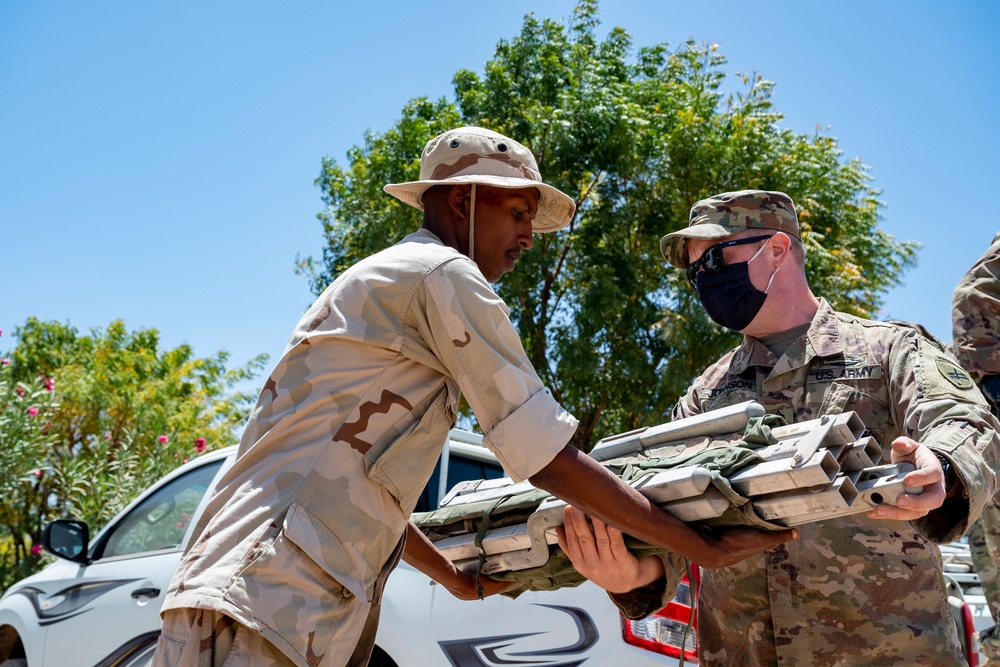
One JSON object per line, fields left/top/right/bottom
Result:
{"left": 728, "top": 298, "right": 843, "bottom": 375}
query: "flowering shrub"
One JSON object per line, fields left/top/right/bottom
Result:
{"left": 0, "top": 318, "right": 267, "bottom": 593}
{"left": 0, "top": 358, "right": 59, "bottom": 587}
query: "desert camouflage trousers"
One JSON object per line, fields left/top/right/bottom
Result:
{"left": 153, "top": 608, "right": 296, "bottom": 667}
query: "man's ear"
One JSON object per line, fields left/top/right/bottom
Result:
{"left": 448, "top": 184, "right": 472, "bottom": 220}
{"left": 770, "top": 232, "right": 792, "bottom": 265}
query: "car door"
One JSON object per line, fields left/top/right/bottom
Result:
{"left": 40, "top": 457, "right": 227, "bottom": 667}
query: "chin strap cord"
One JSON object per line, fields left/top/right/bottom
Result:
{"left": 468, "top": 183, "right": 476, "bottom": 262}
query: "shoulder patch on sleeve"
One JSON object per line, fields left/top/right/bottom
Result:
{"left": 935, "top": 357, "right": 975, "bottom": 390}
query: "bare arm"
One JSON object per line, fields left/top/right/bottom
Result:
{"left": 529, "top": 444, "right": 797, "bottom": 569}
{"left": 402, "top": 522, "right": 512, "bottom": 600}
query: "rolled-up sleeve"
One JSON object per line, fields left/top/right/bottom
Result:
{"left": 482, "top": 388, "right": 577, "bottom": 482}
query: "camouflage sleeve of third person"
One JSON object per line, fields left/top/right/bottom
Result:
{"left": 953, "top": 231, "right": 1000, "bottom": 414}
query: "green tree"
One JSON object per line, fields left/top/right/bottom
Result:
{"left": 0, "top": 319, "right": 266, "bottom": 591}
{"left": 305, "top": 0, "right": 917, "bottom": 449}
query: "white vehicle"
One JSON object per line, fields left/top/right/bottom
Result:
{"left": 0, "top": 431, "right": 694, "bottom": 667}
{"left": 942, "top": 540, "right": 997, "bottom": 667}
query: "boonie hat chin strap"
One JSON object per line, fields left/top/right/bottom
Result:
{"left": 469, "top": 184, "right": 476, "bottom": 263}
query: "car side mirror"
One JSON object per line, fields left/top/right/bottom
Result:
{"left": 43, "top": 519, "right": 91, "bottom": 564}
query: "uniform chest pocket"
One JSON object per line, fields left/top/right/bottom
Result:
{"left": 815, "top": 382, "right": 856, "bottom": 416}
{"left": 814, "top": 381, "right": 889, "bottom": 444}
{"left": 364, "top": 382, "right": 458, "bottom": 513}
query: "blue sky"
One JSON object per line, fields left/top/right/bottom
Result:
{"left": 2, "top": 1, "right": 998, "bottom": 386}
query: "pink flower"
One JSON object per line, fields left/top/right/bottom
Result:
{"left": 44, "top": 377, "right": 54, "bottom": 391}
{"left": 32, "top": 469, "right": 42, "bottom": 477}
{"left": 158, "top": 434, "right": 168, "bottom": 444}
{"left": 27, "top": 407, "right": 38, "bottom": 416}
{"left": 31, "top": 544, "right": 42, "bottom": 556}
{"left": 104, "top": 433, "right": 111, "bottom": 440}
{"left": 1, "top": 359, "right": 8, "bottom": 366}
{"left": 16, "top": 386, "right": 24, "bottom": 397}
{"left": 194, "top": 437, "right": 207, "bottom": 453}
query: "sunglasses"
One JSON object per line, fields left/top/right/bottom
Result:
{"left": 686, "top": 235, "right": 772, "bottom": 288}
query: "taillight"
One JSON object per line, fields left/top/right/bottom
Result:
{"left": 961, "top": 599, "right": 979, "bottom": 667}
{"left": 621, "top": 566, "right": 699, "bottom": 662}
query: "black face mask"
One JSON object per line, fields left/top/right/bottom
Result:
{"left": 695, "top": 245, "right": 777, "bottom": 331}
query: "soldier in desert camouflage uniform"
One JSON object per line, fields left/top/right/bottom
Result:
{"left": 559, "top": 190, "right": 1000, "bottom": 666}
{"left": 953, "top": 232, "right": 1000, "bottom": 660}
{"left": 153, "top": 133, "right": 795, "bottom": 667}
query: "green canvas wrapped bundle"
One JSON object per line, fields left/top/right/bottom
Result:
{"left": 413, "top": 415, "right": 792, "bottom": 597}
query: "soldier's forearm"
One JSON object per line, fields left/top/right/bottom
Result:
{"left": 530, "top": 446, "right": 708, "bottom": 557}
{"left": 402, "top": 521, "right": 460, "bottom": 585}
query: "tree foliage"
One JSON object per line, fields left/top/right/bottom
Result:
{"left": 304, "top": 0, "right": 918, "bottom": 449}
{"left": 0, "top": 319, "right": 266, "bottom": 592}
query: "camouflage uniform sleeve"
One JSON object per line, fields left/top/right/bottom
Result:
{"left": 889, "top": 328, "right": 1000, "bottom": 543}
{"left": 607, "top": 552, "right": 689, "bottom": 620}
{"left": 415, "top": 259, "right": 577, "bottom": 483}
{"left": 671, "top": 382, "right": 706, "bottom": 421}
{"left": 952, "top": 232, "right": 1000, "bottom": 405}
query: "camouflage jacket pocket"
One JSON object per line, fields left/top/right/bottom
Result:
{"left": 815, "top": 381, "right": 890, "bottom": 445}
{"left": 365, "top": 382, "right": 458, "bottom": 514}
{"left": 816, "top": 381, "right": 856, "bottom": 416}
{"left": 281, "top": 502, "right": 372, "bottom": 601}
{"left": 221, "top": 502, "right": 375, "bottom": 665}
{"left": 224, "top": 502, "right": 373, "bottom": 614}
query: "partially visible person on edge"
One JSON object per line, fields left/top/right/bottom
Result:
{"left": 557, "top": 190, "right": 1000, "bottom": 666}
{"left": 953, "top": 231, "right": 1000, "bottom": 662}
{"left": 151, "top": 132, "right": 797, "bottom": 667}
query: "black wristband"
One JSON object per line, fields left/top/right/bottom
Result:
{"left": 934, "top": 451, "right": 956, "bottom": 494}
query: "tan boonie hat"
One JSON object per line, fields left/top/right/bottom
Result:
{"left": 383, "top": 126, "right": 576, "bottom": 232}
{"left": 659, "top": 189, "right": 801, "bottom": 268}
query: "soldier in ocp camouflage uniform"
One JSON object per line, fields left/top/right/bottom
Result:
{"left": 559, "top": 190, "right": 1000, "bottom": 666}
{"left": 953, "top": 232, "right": 1000, "bottom": 411}
{"left": 154, "top": 134, "right": 794, "bottom": 667}
{"left": 953, "top": 231, "right": 1000, "bottom": 660}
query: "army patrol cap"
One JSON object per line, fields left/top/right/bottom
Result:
{"left": 384, "top": 126, "right": 576, "bottom": 233}
{"left": 660, "top": 190, "right": 801, "bottom": 268}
